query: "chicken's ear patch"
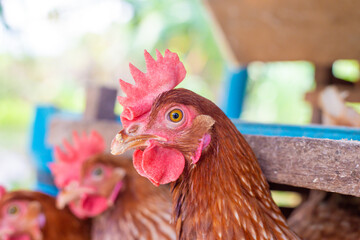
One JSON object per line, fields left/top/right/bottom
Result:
{"left": 188, "top": 115, "right": 214, "bottom": 164}
{"left": 133, "top": 143, "right": 185, "bottom": 186}
{"left": 191, "top": 134, "right": 211, "bottom": 164}
{"left": 28, "top": 201, "right": 43, "bottom": 219}
{"left": 195, "top": 115, "right": 215, "bottom": 128}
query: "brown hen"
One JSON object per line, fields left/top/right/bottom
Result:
{"left": 51, "top": 131, "right": 175, "bottom": 240}
{"left": 111, "top": 50, "right": 300, "bottom": 240}
{"left": 288, "top": 191, "right": 360, "bottom": 240}
{"left": 0, "top": 188, "right": 91, "bottom": 240}
{"left": 83, "top": 154, "right": 176, "bottom": 240}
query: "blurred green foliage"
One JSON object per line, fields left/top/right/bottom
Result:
{"left": 0, "top": 0, "right": 224, "bottom": 152}
{"left": 271, "top": 190, "right": 302, "bottom": 208}
{"left": 1, "top": 0, "right": 359, "bottom": 152}
{"left": 244, "top": 61, "right": 314, "bottom": 124}
{"left": 333, "top": 60, "right": 360, "bottom": 83}
{"left": 333, "top": 60, "right": 360, "bottom": 114}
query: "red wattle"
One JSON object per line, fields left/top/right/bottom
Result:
{"left": 133, "top": 149, "right": 147, "bottom": 177}
{"left": 132, "top": 144, "right": 185, "bottom": 186}
{"left": 80, "top": 195, "right": 108, "bottom": 217}
{"left": 9, "top": 234, "right": 31, "bottom": 240}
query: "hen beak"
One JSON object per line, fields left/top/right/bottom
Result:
{"left": 111, "top": 129, "right": 166, "bottom": 155}
{"left": 0, "top": 225, "right": 14, "bottom": 238}
{"left": 56, "top": 182, "right": 94, "bottom": 209}
{"left": 57, "top": 190, "right": 79, "bottom": 209}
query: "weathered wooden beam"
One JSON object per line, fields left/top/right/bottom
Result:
{"left": 245, "top": 135, "right": 360, "bottom": 197}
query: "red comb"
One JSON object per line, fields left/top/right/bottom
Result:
{"left": 118, "top": 49, "right": 186, "bottom": 125}
{"left": 50, "top": 131, "right": 105, "bottom": 188}
{"left": 0, "top": 185, "right": 6, "bottom": 199}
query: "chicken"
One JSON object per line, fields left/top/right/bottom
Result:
{"left": 50, "top": 131, "right": 175, "bottom": 240}
{"left": 318, "top": 85, "right": 360, "bottom": 127}
{"left": 111, "top": 50, "right": 300, "bottom": 239}
{"left": 287, "top": 85, "right": 360, "bottom": 240}
{"left": 0, "top": 186, "right": 91, "bottom": 240}
{"left": 288, "top": 191, "right": 360, "bottom": 240}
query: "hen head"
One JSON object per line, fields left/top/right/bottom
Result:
{"left": 50, "top": 131, "right": 126, "bottom": 219}
{"left": 49, "top": 131, "right": 105, "bottom": 189}
{"left": 0, "top": 188, "right": 45, "bottom": 240}
{"left": 111, "top": 50, "right": 216, "bottom": 186}
{"left": 57, "top": 155, "right": 126, "bottom": 219}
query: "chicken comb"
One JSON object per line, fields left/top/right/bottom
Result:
{"left": 50, "top": 130, "right": 105, "bottom": 188}
{"left": 0, "top": 185, "right": 6, "bottom": 200}
{"left": 118, "top": 49, "right": 186, "bottom": 125}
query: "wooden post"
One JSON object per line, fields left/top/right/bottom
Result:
{"left": 84, "top": 86, "right": 117, "bottom": 121}
{"left": 311, "top": 65, "right": 333, "bottom": 123}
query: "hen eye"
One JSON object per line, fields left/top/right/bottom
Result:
{"left": 92, "top": 167, "right": 104, "bottom": 178}
{"left": 7, "top": 205, "right": 19, "bottom": 215}
{"left": 168, "top": 109, "right": 183, "bottom": 123}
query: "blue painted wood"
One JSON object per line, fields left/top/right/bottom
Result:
{"left": 36, "top": 183, "right": 59, "bottom": 196}
{"left": 234, "top": 120, "right": 360, "bottom": 141}
{"left": 223, "top": 66, "right": 248, "bottom": 119}
{"left": 30, "top": 105, "right": 59, "bottom": 196}
{"left": 30, "top": 105, "right": 58, "bottom": 153}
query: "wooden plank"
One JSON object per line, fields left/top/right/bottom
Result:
{"left": 47, "top": 118, "right": 123, "bottom": 152}
{"left": 245, "top": 135, "right": 360, "bottom": 197}
{"left": 204, "top": 0, "right": 360, "bottom": 65}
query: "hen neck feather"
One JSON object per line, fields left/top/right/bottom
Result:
{"left": 92, "top": 170, "right": 175, "bottom": 240}
{"left": 172, "top": 115, "right": 298, "bottom": 240}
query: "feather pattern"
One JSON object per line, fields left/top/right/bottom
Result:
{"left": 152, "top": 89, "right": 299, "bottom": 240}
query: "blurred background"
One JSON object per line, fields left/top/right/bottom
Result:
{"left": 0, "top": 0, "right": 359, "bottom": 190}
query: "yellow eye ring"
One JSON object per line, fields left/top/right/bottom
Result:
{"left": 7, "top": 205, "right": 19, "bottom": 215}
{"left": 168, "top": 109, "right": 183, "bottom": 123}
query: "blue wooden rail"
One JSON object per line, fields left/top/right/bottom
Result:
{"left": 234, "top": 120, "right": 360, "bottom": 141}
{"left": 30, "top": 105, "right": 59, "bottom": 196}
